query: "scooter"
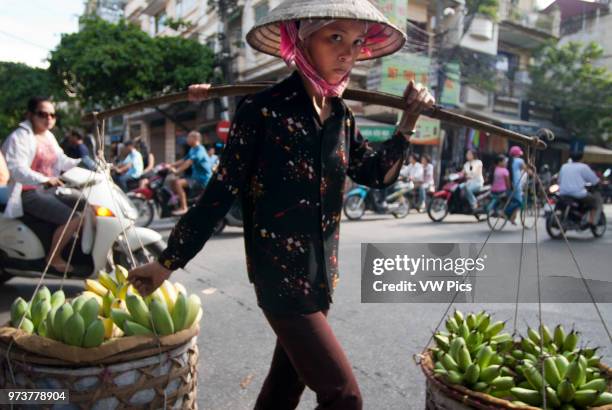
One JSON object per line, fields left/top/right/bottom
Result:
{"left": 128, "top": 164, "right": 243, "bottom": 234}
{"left": 128, "top": 163, "right": 205, "bottom": 227}
{"left": 427, "top": 173, "right": 491, "bottom": 222}
{"left": 545, "top": 184, "right": 606, "bottom": 239}
{"left": 343, "top": 184, "right": 409, "bottom": 220}
{"left": 0, "top": 166, "right": 165, "bottom": 284}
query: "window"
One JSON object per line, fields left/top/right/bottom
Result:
{"left": 254, "top": 1, "right": 269, "bottom": 23}
{"left": 155, "top": 11, "right": 167, "bottom": 34}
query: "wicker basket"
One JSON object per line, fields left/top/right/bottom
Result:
{"left": 419, "top": 349, "right": 612, "bottom": 410}
{"left": 0, "top": 335, "right": 199, "bottom": 409}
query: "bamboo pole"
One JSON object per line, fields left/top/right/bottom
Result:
{"left": 83, "top": 84, "right": 547, "bottom": 149}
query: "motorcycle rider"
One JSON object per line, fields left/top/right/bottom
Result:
{"left": 420, "top": 154, "right": 434, "bottom": 211}
{"left": 460, "top": 149, "right": 483, "bottom": 211}
{"left": 2, "top": 97, "right": 82, "bottom": 273}
{"left": 168, "top": 130, "right": 212, "bottom": 216}
{"left": 113, "top": 140, "right": 144, "bottom": 191}
{"left": 558, "top": 151, "right": 601, "bottom": 227}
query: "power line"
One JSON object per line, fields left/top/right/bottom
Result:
{"left": 0, "top": 30, "right": 50, "bottom": 51}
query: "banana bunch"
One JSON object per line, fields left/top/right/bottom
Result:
{"left": 509, "top": 353, "right": 612, "bottom": 408}
{"left": 433, "top": 311, "right": 516, "bottom": 395}
{"left": 111, "top": 284, "right": 202, "bottom": 337}
{"left": 43, "top": 295, "right": 106, "bottom": 348}
{"left": 10, "top": 286, "right": 65, "bottom": 335}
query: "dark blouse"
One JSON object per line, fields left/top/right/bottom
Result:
{"left": 158, "top": 71, "right": 409, "bottom": 314}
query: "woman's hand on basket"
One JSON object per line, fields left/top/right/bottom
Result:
{"left": 127, "top": 261, "right": 172, "bottom": 297}
{"left": 188, "top": 84, "right": 212, "bottom": 102}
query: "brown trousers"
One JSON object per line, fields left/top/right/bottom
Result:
{"left": 254, "top": 310, "right": 362, "bottom": 410}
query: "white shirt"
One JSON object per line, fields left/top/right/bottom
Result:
{"left": 1, "top": 121, "right": 80, "bottom": 218}
{"left": 423, "top": 163, "right": 434, "bottom": 186}
{"left": 463, "top": 160, "right": 484, "bottom": 185}
{"left": 400, "top": 162, "right": 423, "bottom": 182}
{"left": 559, "top": 161, "right": 599, "bottom": 198}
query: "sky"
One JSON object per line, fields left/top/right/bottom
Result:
{"left": 0, "top": 0, "right": 559, "bottom": 69}
{"left": 0, "top": 0, "right": 84, "bottom": 68}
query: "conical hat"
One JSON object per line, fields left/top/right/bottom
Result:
{"left": 246, "top": 0, "right": 406, "bottom": 61}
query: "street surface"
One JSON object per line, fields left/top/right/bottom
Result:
{"left": 1, "top": 206, "right": 611, "bottom": 409}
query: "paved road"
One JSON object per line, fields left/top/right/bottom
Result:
{"left": 1, "top": 207, "right": 611, "bottom": 409}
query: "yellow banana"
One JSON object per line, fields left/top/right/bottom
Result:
{"left": 102, "top": 317, "right": 114, "bottom": 339}
{"left": 185, "top": 294, "right": 202, "bottom": 329}
{"left": 160, "top": 280, "right": 178, "bottom": 313}
{"left": 114, "top": 265, "right": 128, "bottom": 285}
{"left": 85, "top": 279, "right": 108, "bottom": 297}
{"left": 98, "top": 272, "right": 118, "bottom": 296}
{"left": 174, "top": 282, "right": 187, "bottom": 296}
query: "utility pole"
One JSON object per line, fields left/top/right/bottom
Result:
{"left": 211, "top": 0, "right": 238, "bottom": 120}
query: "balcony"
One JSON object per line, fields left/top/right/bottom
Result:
{"left": 498, "top": 7, "right": 559, "bottom": 49}
{"left": 125, "top": 0, "right": 146, "bottom": 19}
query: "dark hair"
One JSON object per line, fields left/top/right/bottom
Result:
{"left": 422, "top": 154, "right": 431, "bottom": 163}
{"left": 124, "top": 140, "right": 135, "bottom": 147}
{"left": 27, "top": 96, "right": 51, "bottom": 113}
{"left": 495, "top": 155, "right": 506, "bottom": 165}
{"left": 69, "top": 129, "right": 83, "bottom": 140}
{"left": 570, "top": 151, "right": 583, "bottom": 162}
{"left": 409, "top": 153, "right": 420, "bottom": 161}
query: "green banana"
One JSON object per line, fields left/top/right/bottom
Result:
{"left": 565, "top": 359, "right": 584, "bottom": 387}
{"left": 479, "top": 365, "right": 501, "bottom": 383}
{"left": 511, "top": 349, "right": 525, "bottom": 360}
{"left": 19, "top": 318, "right": 34, "bottom": 333}
{"left": 52, "top": 304, "right": 74, "bottom": 340}
{"left": 579, "top": 377, "right": 606, "bottom": 391}
{"left": 464, "top": 363, "right": 480, "bottom": 385}
{"left": 458, "top": 321, "right": 470, "bottom": 340}
{"left": 50, "top": 290, "right": 65, "bottom": 310}
{"left": 446, "top": 317, "right": 459, "bottom": 333}
{"left": 476, "top": 345, "right": 494, "bottom": 368}
{"left": 484, "top": 321, "right": 505, "bottom": 339}
{"left": 521, "top": 338, "right": 537, "bottom": 355}
{"left": 546, "top": 386, "right": 561, "bottom": 408}
{"left": 150, "top": 299, "right": 174, "bottom": 336}
{"left": 555, "top": 355, "right": 570, "bottom": 378}
{"left": 125, "top": 294, "right": 151, "bottom": 329}
{"left": 445, "top": 370, "right": 463, "bottom": 385}
{"left": 79, "top": 298, "right": 100, "bottom": 328}
{"left": 466, "top": 314, "right": 477, "bottom": 330}
{"left": 123, "top": 320, "right": 154, "bottom": 336}
{"left": 543, "top": 356, "right": 562, "bottom": 388}
{"left": 31, "top": 299, "right": 51, "bottom": 330}
{"left": 592, "top": 392, "right": 612, "bottom": 406}
{"left": 527, "top": 327, "right": 541, "bottom": 345}
{"left": 491, "top": 376, "right": 514, "bottom": 391}
{"left": 184, "top": 294, "right": 201, "bottom": 329}
{"left": 573, "top": 389, "right": 599, "bottom": 407}
{"left": 490, "top": 389, "right": 512, "bottom": 398}
{"left": 553, "top": 324, "right": 566, "bottom": 348}
{"left": 10, "top": 297, "right": 29, "bottom": 326}
{"left": 563, "top": 330, "right": 579, "bottom": 352}
{"left": 441, "top": 353, "right": 460, "bottom": 372}
{"left": 45, "top": 306, "right": 58, "bottom": 340}
{"left": 171, "top": 292, "right": 188, "bottom": 331}
{"left": 33, "top": 286, "right": 51, "bottom": 304}
{"left": 510, "top": 387, "right": 542, "bottom": 406}
{"left": 490, "top": 333, "right": 513, "bottom": 344}
{"left": 62, "top": 312, "right": 85, "bottom": 346}
{"left": 557, "top": 378, "right": 576, "bottom": 402}
{"left": 472, "top": 381, "right": 489, "bottom": 392}
{"left": 82, "top": 319, "right": 105, "bottom": 348}
{"left": 522, "top": 363, "right": 544, "bottom": 391}
{"left": 457, "top": 346, "right": 472, "bottom": 371}
{"left": 434, "top": 334, "right": 449, "bottom": 351}
{"left": 449, "top": 337, "right": 466, "bottom": 361}
{"left": 539, "top": 324, "right": 553, "bottom": 345}
{"left": 453, "top": 309, "right": 464, "bottom": 325}
{"left": 71, "top": 295, "right": 87, "bottom": 313}
{"left": 477, "top": 314, "right": 491, "bottom": 333}
{"left": 587, "top": 355, "right": 601, "bottom": 367}
{"left": 489, "top": 354, "right": 504, "bottom": 366}
{"left": 110, "top": 308, "right": 131, "bottom": 329}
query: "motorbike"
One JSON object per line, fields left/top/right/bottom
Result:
{"left": 545, "top": 184, "right": 606, "bottom": 239}
{"left": 128, "top": 163, "right": 243, "bottom": 233}
{"left": 427, "top": 173, "right": 491, "bottom": 222}
{"left": 343, "top": 184, "right": 409, "bottom": 220}
{"left": 0, "top": 166, "right": 165, "bottom": 284}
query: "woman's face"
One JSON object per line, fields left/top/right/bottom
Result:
{"left": 466, "top": 151, "right": 474, "bottom": 161}
{"left": 28, "top": 101, "right": 56, "bottom": 133}
{"left": 303, "top": 20, "right": 367, "bottom": 85}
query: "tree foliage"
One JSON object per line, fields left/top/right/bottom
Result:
{"left": 529, "top": 41, "right": 612, "bottom": 144}
{"left": 0, "top": 62, "right": 57, "bottom": 139}
{"left": 48, "top": 16, "right": 214, "bottom": 110}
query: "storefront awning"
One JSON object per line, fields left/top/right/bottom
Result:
{"left": 583, "top": 145, "right": 612, "bottom": 165}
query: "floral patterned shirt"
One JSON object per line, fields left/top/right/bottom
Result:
{"left": 158, "top": 71, "right": 409, "bottom": 314}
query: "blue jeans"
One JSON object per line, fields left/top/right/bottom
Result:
{"left": 461, "top": 180, "right": 482, "bottom": 208}
{"left": 0, "top": 186, "right": 9, "bottom": 204}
